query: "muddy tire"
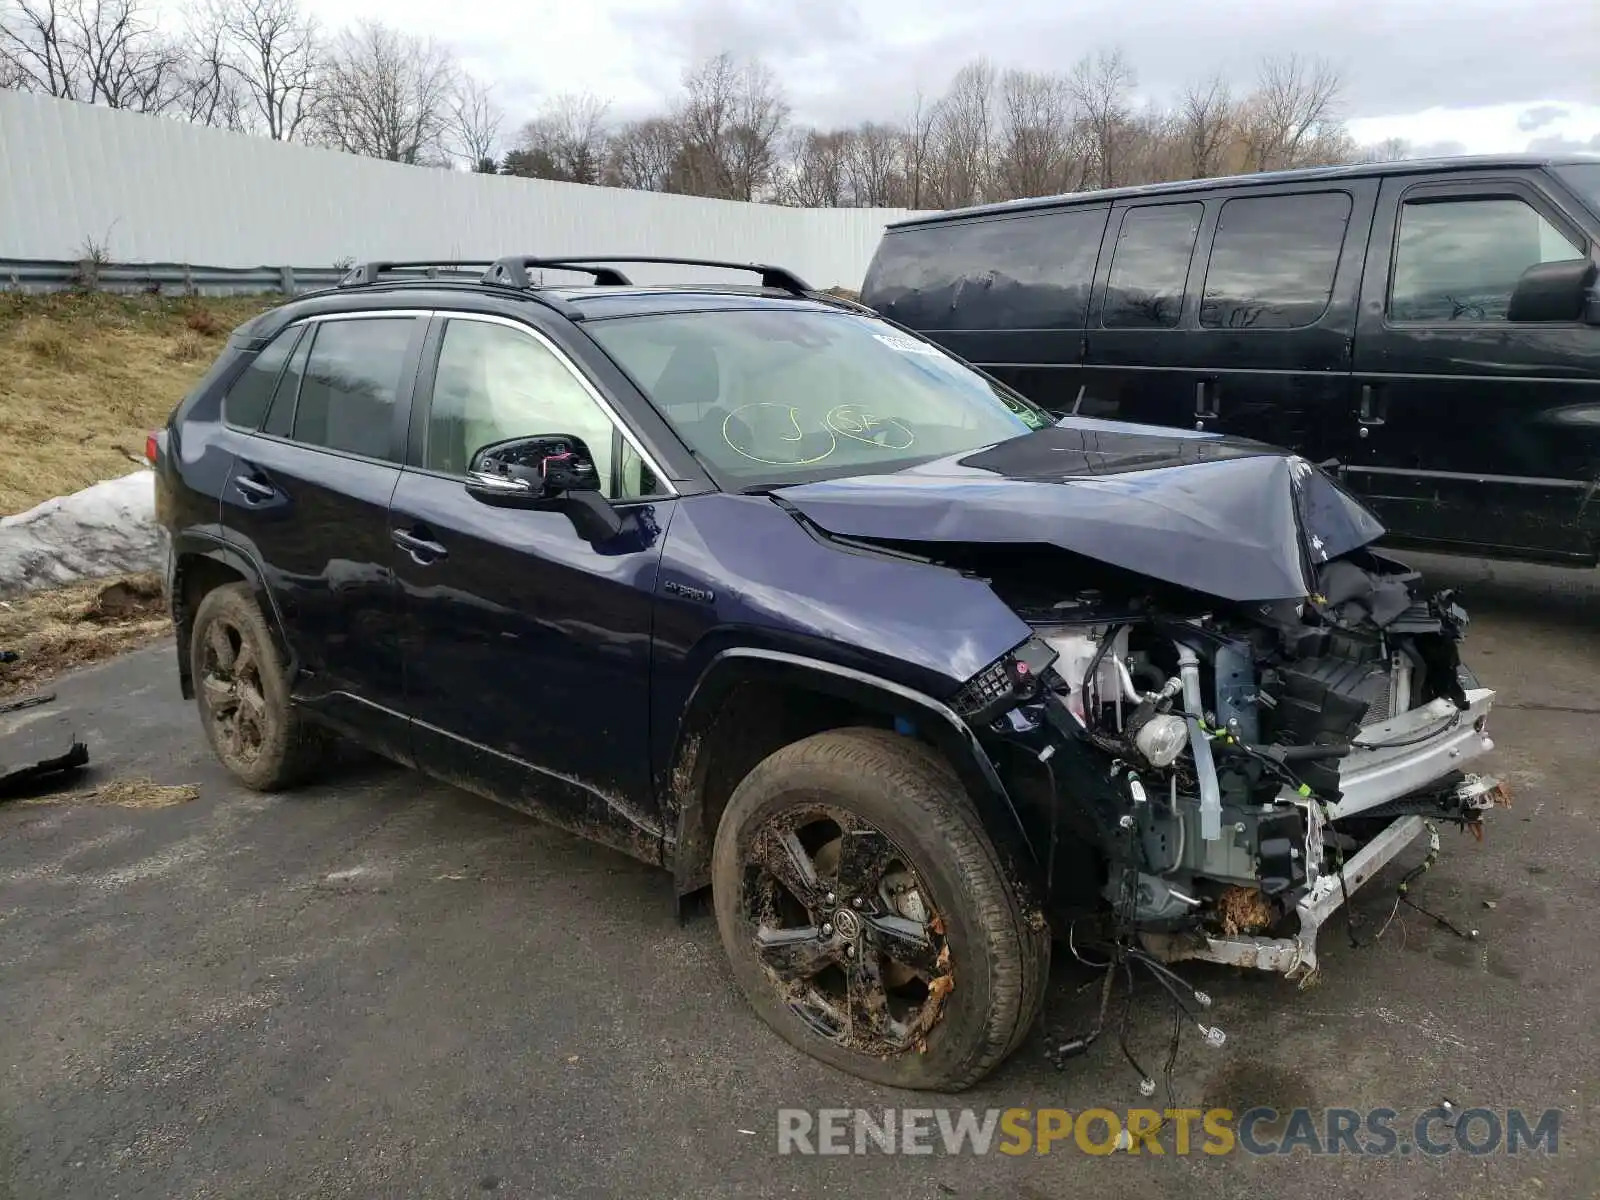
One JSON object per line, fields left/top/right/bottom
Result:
{"left": 190, "top": 582, "right": 324, "bottom": 791}
{"left": 711, "top": 727, "right": 1049, "bottom": 1092}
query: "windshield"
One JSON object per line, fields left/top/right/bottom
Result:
{"left": 1555, "top": 164, "right": 1600, "bottom": 218}
{"left": 584, "top": 308, "right": 1049, "bottom": 488}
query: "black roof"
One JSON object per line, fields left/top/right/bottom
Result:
{"left": 889, "top": 153, "right": 1600, "bottom": 228}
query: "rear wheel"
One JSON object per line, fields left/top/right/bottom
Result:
{"left": 190, "top": 583, "right": 325, "bottom": 791}
{"left": 711, "top": 727, "right": 1048, "bottom": 1091}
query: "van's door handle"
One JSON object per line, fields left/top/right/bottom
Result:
{"left": 1358, "top": 383, "right": 1386, "bottom": 427}
{"left": 391, "top": 528, "right": 448, "bottom": 564}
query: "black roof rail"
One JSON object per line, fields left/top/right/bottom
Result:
{"left": 339, "top": 260, "right": 496, "bottom": 287}
{"left": 483, "top": 258, "right": 635, "bottom": 288}
{"left": 486, "top": 256, "right": 814, "bottom": 296}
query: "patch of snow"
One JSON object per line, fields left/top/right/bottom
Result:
{"left": 0, "top": 470, "right": 164, "bottom": 596}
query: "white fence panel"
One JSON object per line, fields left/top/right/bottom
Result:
{"left": 0, "top": 92, "right": 930, "bottom": 287}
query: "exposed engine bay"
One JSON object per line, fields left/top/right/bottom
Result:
{"left": 950, "top": 543, "right": 1506, "bottom": 981}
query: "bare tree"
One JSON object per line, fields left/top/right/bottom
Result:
{"left": 205, "top": 0, "right": 320, "bottom": 140}
{"left": 782, "top": 127, "right": 851, "bottom": 206}
{"left": 176, "top": 3, "right": 248, "bottom": 128}
{"left": 898, "top": 89, "right": 937, "bottom": 208}
{"left": 1070, "top": 48, "right": 1137, "bottom": 189}
{"left": 1241, "top": 53, "right": 1344, "bottom": 171}
{"left": 606, "top": 115, "right": 680, "bottom": 191}
{"left": 845, "top": 121, "right": 905, "bottom": 206}
{"left": 505, "top": 91, "right": 609, "bottom": 183}
{"left": 1, "top": 0, "right": 186, "bottom": 111}
{"left": 995, "top": 67, "right": 1078, "bottom": 198}
{"left": 926, "top": 58, "right": 996, "bottom": 207}
{"left": 313, "top": 20, "right": 457, "bottom": 164}
{"left": 674, "top": 52, "right": 789, "bottom": 201}
{"left": 448, "top": 73, "right": 501, "bottom": 170}
{"left": 1359, "top": 135, "right": 1412, "bottom": 163}
{"left": 1177, "top": 74, "right": 1234, "bottom": 179}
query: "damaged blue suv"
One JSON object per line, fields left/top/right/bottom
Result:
{"left": 152, "top": 256, "right": 1504, "bottom": 1092}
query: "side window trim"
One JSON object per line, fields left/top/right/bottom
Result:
{"left": 249, "top": 311, "right": 427, "bottom": 465}
{"left": 1383, "top": 177, "right": 1591, "bottom": 327}
{"left": 410, "top": 311, "right": 677, "bottom": 498}
{"left": 262, "top": 320, "right": 313, "bottom": 439}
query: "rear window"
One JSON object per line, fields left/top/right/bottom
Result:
{"left": 862, "top": 207, "right": 1109, "bottom": 330}
{"left": 1199, "top": 192, "right": 1352, "bottom": 330}
{"left": 1102, "top": 203, "right": 1203, "bottom": 329}
{"left": 222, "top": 327, "right": 301, "bottom": 430}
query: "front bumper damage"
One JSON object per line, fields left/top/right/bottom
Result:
{"left": 1142, "top": 814, "right": 1437, "bottom": 976}
{"left": 1140, "top": 685, "right": 1504, "bottom": 979}
{"left": 1129, "top": 684, "right": 1504, "bottom": 978}
{"left": 963, "top": 630, "right": 1504, "bottom": 983}
{"left": 1327, "top": 689, "right": 1495, "bottom": 820}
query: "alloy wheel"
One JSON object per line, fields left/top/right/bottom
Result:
{"left": 739, "top": 805, "right": 953, "bottom": 1055}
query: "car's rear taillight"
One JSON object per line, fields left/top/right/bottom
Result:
{"left": 145, "top": 430, "right": 160, "bottom": 465}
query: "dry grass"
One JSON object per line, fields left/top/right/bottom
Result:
{"left": 17, "top": 776, "right": 200, "bottom": 809}
{"left": 0, "top": 572, "right": 172, "bottom": 699}
{"left": 165, "top": 330, "right": 211, "bottom": 363}
{"left": 0, "top": 292, "right": 278, "bottom": 515}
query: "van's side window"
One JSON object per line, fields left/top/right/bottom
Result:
{"left": 1200, "top": 192, "right": 1352, "bottom": 330}
{"left": 862, "top": 208, "right": 1109, "bottom": 330}
{"left": 1390, "top": 197, "right": 1585, "bottom": 323}
{"left": 1103, "top": 203, "right": 1203, "bottom": 329}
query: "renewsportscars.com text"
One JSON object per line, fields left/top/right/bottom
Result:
{"left": 776, "top": 1106, "right": 1562, "bottom": 1157}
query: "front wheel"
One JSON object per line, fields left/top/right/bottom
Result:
{"left": 711, "top": 727, "right": 1049, "bottom": 1091}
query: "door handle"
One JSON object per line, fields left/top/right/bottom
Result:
{"left": 1358, "top": 384, "right": 1386, "bottom": 427}
{"left": 232, "top": 474, "right": 277, "bottom": 504}
{"left": 391, "top": 528, "right": 448, "bottom": 563}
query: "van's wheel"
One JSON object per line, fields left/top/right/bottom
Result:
{"left": 190, "top": 582, "right": 324, "bottom": 791}
{"left": 711, "top": 727, "right": 1049, "bottom": 1091}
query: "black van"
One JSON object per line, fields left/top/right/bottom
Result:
{"left": 861, "top": 155, "right": 1600, "bottom": 566}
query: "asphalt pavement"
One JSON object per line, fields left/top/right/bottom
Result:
{"left": 1, "top": 553, "right": 1596, "bottom": 1200}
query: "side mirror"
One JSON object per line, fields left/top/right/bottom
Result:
{"left": 1506, "top": 257, "right": 1596, "bottom": 323}
{"left": 464, "top": 434, "right": 625, "bottom": 543}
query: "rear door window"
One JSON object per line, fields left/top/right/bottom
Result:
{"left": 288, "top": 317, "right": 417, "bottom": 460}
{"left": 1199, "top": 192, "right": 1352, "bottom": 330}
{"left": 1103, "top": 203, "right": 1203, "bottom": 329}
{"left": 863, "top": 207, "right": 1110, "bottom": 330}
{"left": 1389, "top": 196, "right": 1585, "bottom": 322}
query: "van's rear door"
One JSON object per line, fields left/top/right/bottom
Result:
{"left": 1346, "top": 169, "right": 1600, "bottom": 561}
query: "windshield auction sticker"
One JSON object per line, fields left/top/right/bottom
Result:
{"left": 872, "top": 332, "right": 944, "bottom": 356}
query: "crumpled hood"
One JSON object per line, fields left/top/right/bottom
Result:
{"left": 772, "top": 417, "right": 1386, "bottom": 603}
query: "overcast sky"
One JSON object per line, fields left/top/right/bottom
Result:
{"left": 303, "top": 0, "right": 1600, "bottom": 154}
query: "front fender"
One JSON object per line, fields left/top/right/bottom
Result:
{"left": 664, "top": 647, "right": 1043, "bottom": 904}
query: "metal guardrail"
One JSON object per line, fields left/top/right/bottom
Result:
{"left": 0, "top": 258, "right": 346, "bottom": 296}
